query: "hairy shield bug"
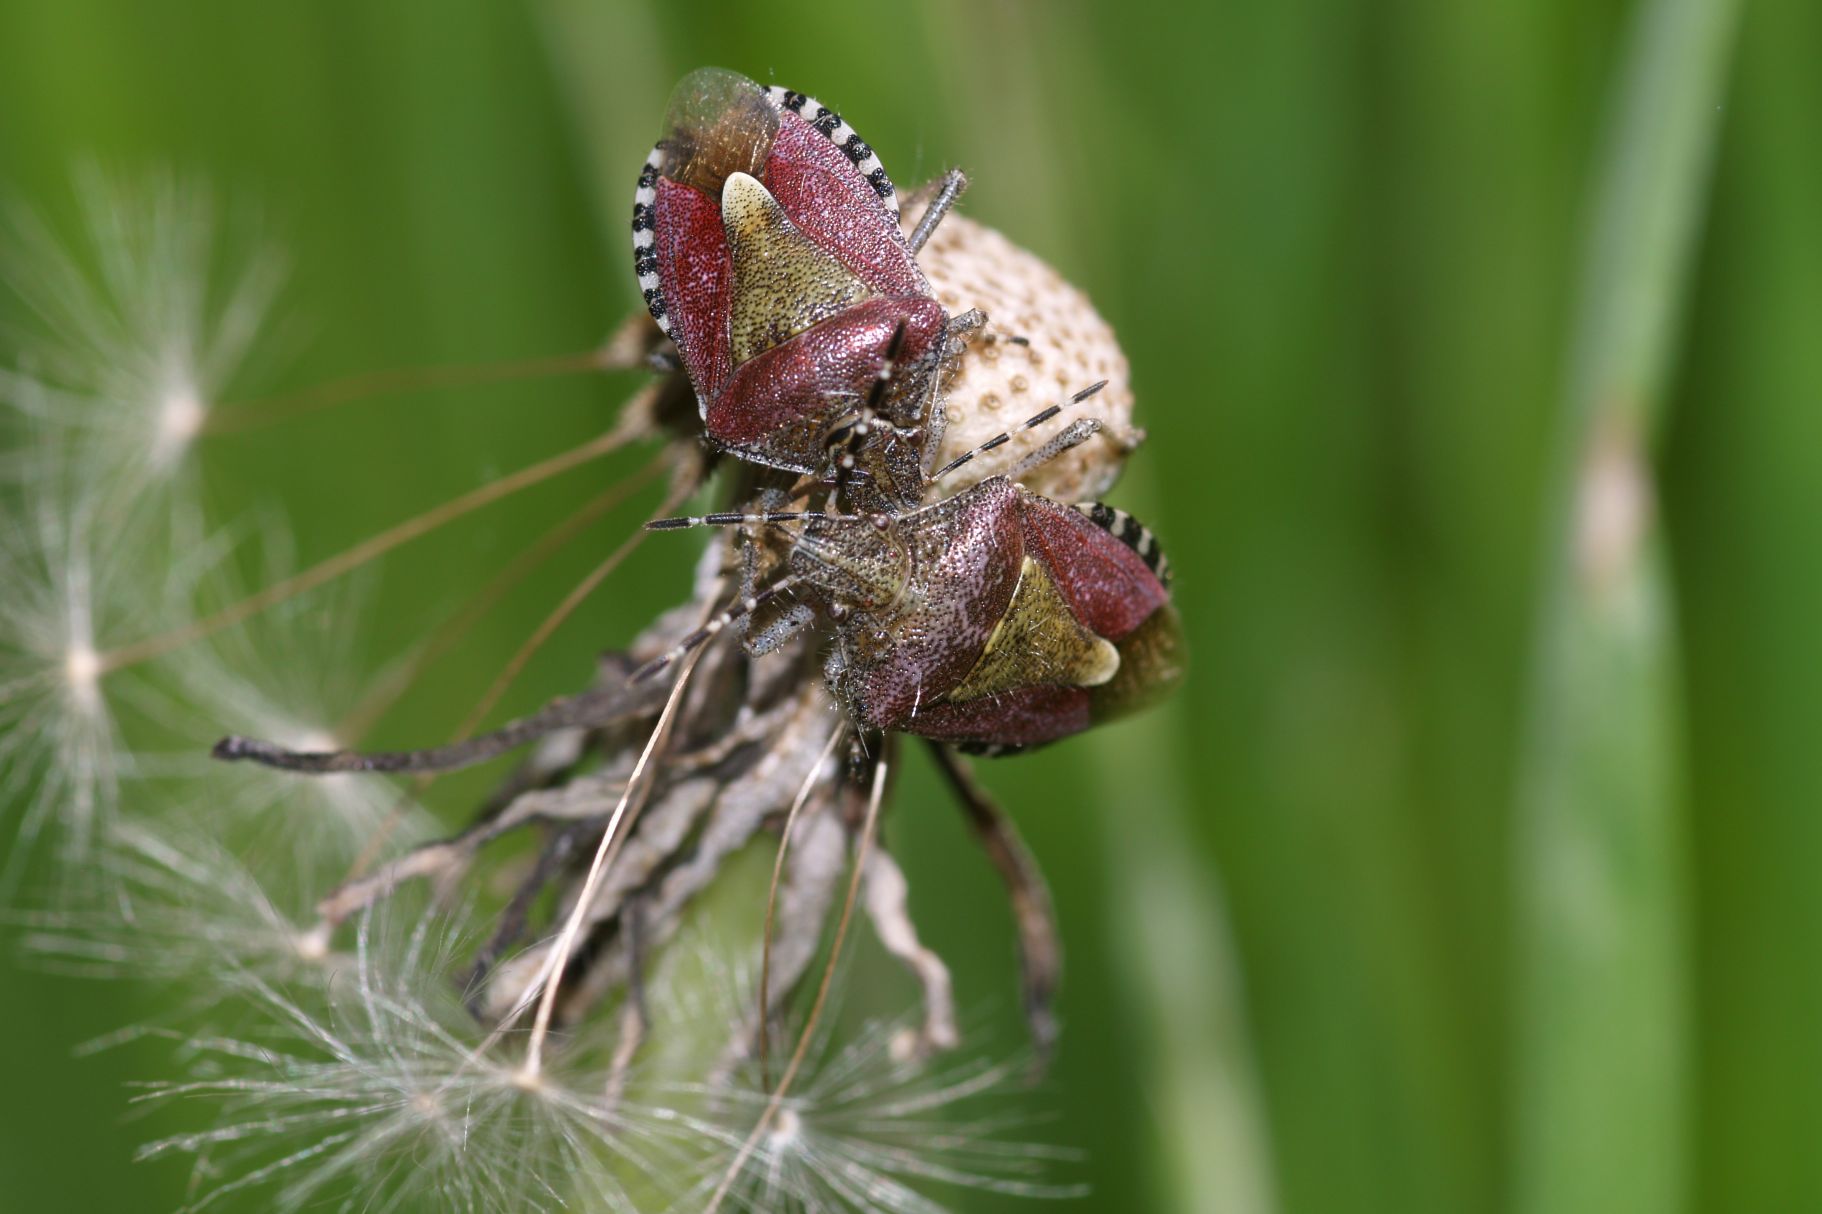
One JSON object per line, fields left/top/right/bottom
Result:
{"left": 632, "top": 68, "right": 975, "bottom": 510}
{"left": 643, "top": 470, "right": 1184, "bottom": 754}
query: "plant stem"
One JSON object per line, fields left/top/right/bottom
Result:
{"left": 1512, "top": 1, "right": 1740, "bottom": 1212}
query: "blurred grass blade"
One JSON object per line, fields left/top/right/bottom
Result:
{"left": 1512, "top": 1, "right": 1740, "bottom": 1212}
{"left": 1098, "top": 724, "right": 1280, "bottom": 1214}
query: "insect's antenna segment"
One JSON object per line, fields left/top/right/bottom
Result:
{"left": 1006, "top": 416, "right": 1108, "bottom": 482}
{"left": 629, "top": 577, "right": 802, "bottom": 683}
{"left": 645, "top": 510, "right": 856, "bottom": 532}
{"left": 931, "top": 380, "right": 1108, "bottom": 482}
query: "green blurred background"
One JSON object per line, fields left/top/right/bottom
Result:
{"left": 1, "top": 0, "right": 1816, "bottom": 1211}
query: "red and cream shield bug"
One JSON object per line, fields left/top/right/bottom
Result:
{"left": 643, "top": 475, "right": 1184, "bottom": 754}
{"left": 632, "top": 68, "right": 970, "bottom": 509}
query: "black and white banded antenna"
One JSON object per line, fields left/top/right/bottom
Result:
{"left": 930, "top": 380, "right": 1108, "bottom": 482}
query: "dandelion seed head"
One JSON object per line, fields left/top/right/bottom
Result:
{"left": 680, "top": 1012, "right": 1086, "bottom": 1214}
{"left": 626, "top": 940, "right": 1083, "bottom": 1213}
{"left": 18, "top": 821, "right": 336, "bottom": 989}
{"left": 140, "top": 913, "right": 706, "bottom": 1213}
{"left": 0, "top": 478, "right": 163, "bottom": 882}
{"left": 291, "top": 919, "right": 332, "bottom": 964}
{"left": 62, "top": 641, "right": 103, "bottom": 711}
{"left": 151, "top": 552, "right": 437, "bottom": 859}
{"left": 0, "top": 165, "right": 286, "bottom": 494}
{"left": 152, "top": 377, "right": 208, "bottom": 471}
{"left": 768, "top": 1107, "right": 803, "bottom": 1148}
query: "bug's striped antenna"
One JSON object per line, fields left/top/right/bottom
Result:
{"left": 629, "top": 577, "right": 803, "bottom": 683}
{"left": 931, "top": 380, "right": 1108, "bottom": 482}
{"left": 645, "top": 509, "right": 862, "bottom": 532}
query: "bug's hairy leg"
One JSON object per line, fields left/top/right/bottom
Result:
{"left": 906, "top": 168, "right": 969, "bottom": 254}
{"left": 1007, "top": 417, "right": 1106, "bottom": 482}
{"left": 745, "top": 600, "right": 817, "bottom": 657}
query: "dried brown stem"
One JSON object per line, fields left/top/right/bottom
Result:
{"left": 214, "top": 679, "right": 666, "bottom": 776}
{"left": 928, "top": 741, "right": 1062, "bottom": 1065}
{"left": 703, "top": 751, "right": 890, "bottom": 1214}
{"left": 759, "top": 724, "right": 846, "bottom": 1086}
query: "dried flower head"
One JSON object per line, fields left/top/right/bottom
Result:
{"left": 915, "top": 209, "right": 1139, "bottom": 503}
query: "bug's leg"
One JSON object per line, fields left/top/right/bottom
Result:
{"left": 462, "top": 821, "right": 593, "bottom": 1016}
{"left": 929, "top": 380, "right": 1108, "bottom": 483}
{"left": 926, "top": 741, "right": 1062, "bottom": 1067}
{"left": 1005, "top": 417, "right": 1105, "bottom": 481}
{"left": 746, "top": 600, "right": 817, "bottom": 657}
{"left": 824, "top": 320, "right": 911, "bottom": 510}
{"left": 906, "top": 168, "right": 969, "bottom": 254}
{"left": 933, "top": 308, "right": 989, "bottom": 375}
{"left": 628, "top": 576, "right": 806, "bottom": 681}
{"left": 946, "top": 307, "right": 988, "bottom": 345}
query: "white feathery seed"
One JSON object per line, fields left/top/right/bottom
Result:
{"left": 0, "top": 474, "right": 161, "bottom": 885}
{"left": 16, "top": 820, "right": 335, "bottom": 987}
{"left": 675, "top": 1012, "right": 1085, "bottom": 1214}
{"left": 136, "top": 913, "right": 712, "bottom": 1214}
{"left": 0, "top": 165, "right": 287, "bottom": 492}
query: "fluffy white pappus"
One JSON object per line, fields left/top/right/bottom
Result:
{"left": 626, "top": 937, "right": 1083, "bottom": 1214}
{"left": 0, "top": 165, "right": 287, "bottom": 492}
{"left": 141, "top": 546, "right": 439, "bottom": 863}
{"left": 15, "top": 819, "right": 336, "bottom": 987}
{"left": 0, "top": 475, "right": 173, "bottom": 888}
{"left": 136, "top": 911, "right": 716, "bottom": 1214}
{"left": 673, "top": 1013, "right": 1086, "bottom": 1214}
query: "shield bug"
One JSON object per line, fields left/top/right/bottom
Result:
{"left": 643, "top": 467, "right": 1184, "bottom": 754}
{"left": 632, "top": 68, "right": 974, "bottom": 510}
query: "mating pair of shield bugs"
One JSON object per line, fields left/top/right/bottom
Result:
{"left": 629, "top": 69, "right": 1184, "bottom": 752}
